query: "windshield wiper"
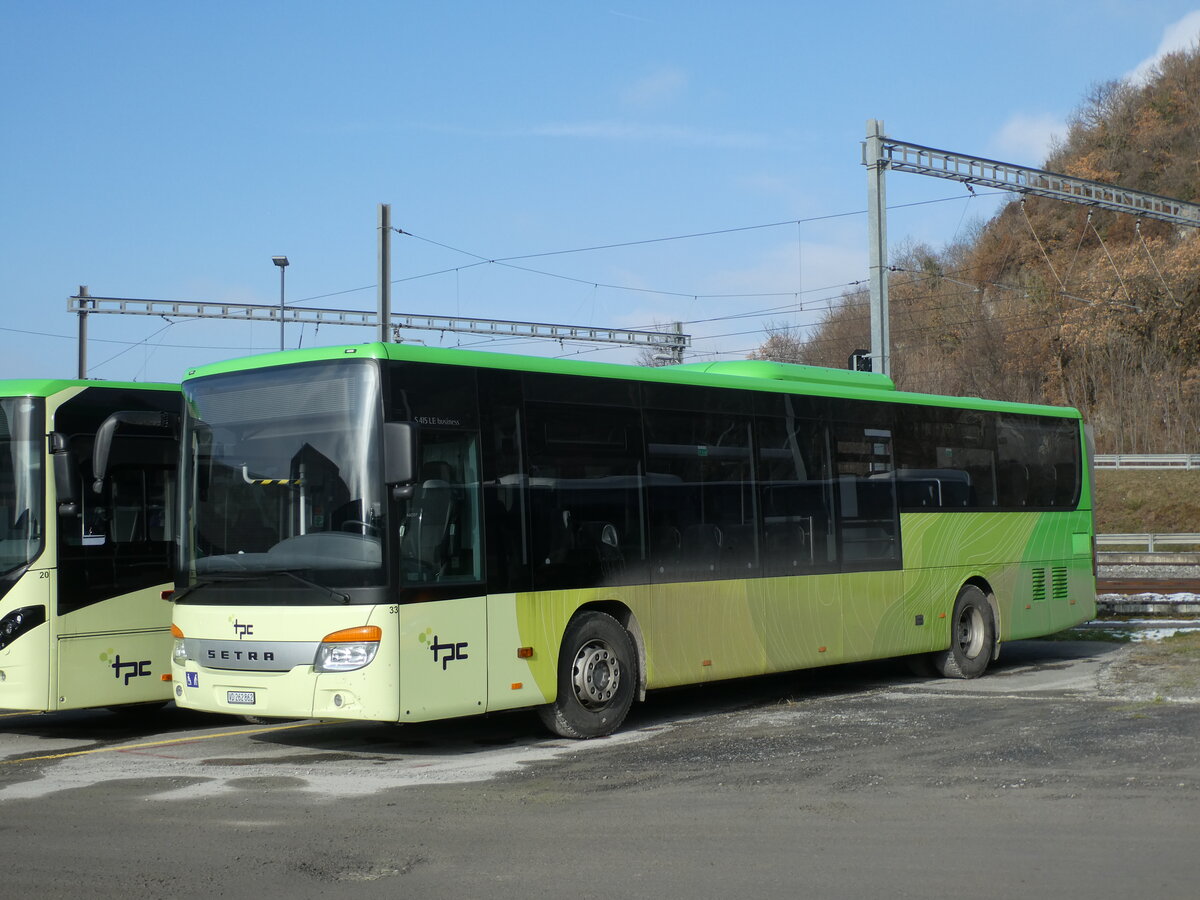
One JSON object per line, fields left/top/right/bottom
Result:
{"left": 169, "top": 573, "right": 259, "bottom": 603}
{"left": 276, "top": 569, "right": 351, "bottom": 604}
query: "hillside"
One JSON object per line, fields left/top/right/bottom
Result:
{"left": 1094, "top": 469, "right": 1200, "bottom": 535}
{"left": 757, "top": 45, "right": 1200, "bottom": 454}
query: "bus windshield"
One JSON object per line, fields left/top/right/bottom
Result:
{"left": 179, "top": 360, "right": 386, "bottom": 598}
{"left": 0, "top": 397, "right": 44, "bottom": 577}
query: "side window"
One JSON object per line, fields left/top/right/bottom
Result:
{"left": 893, "top": 407, "right": 997, "bottom": 509}
{"left": 833, "top": 420, "right": 900, "bottom": 568}
{"left": 55, "top": 388, "right": 179, "bottom": 614}
{"left": 756, "top": 416, "right": 837, "bottom": 576}
{"left": 525, "top": 404, "right": 646, "bottom": 590}
{"left": 645, "top": 410, "right": 756, "bottom": 582}
{"left": 480, "top": 379, "right": 529, "bottom": 595}
{"left": 397, "top": 430, "right": 482, "bottom": 585}
{"left": 65, "top": 437, "right": 176, "bottom": 548}
{"left": 997, "top": 415, "right": 1081, "bottom": 509}
{"left": 109, "top": 464, "right": 174, "bottom": 544}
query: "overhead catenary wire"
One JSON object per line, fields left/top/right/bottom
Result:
{"left": 89, "top": 318, "right": 178, "bottom": 372}
{"left": 1135, "top": 220, "right": 1181, "bottom": 307}
{"left": 1089, "top": 215, "right": 1136, "bottom": 307}
{"left": 35, "top": 191, "right": 1008, "bottom": 377}
{"left": 1020, "top": 199, "right": 1068, "bottom": 296}
{"left": 33, "top": 188, "right": 1094, "bottom": 376}
{"left": 285, "top": 191, "right": 1006, "bottom": 307}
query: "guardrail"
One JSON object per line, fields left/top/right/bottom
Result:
{"left": 1095, "top": 454, "right": 1200, "bottom": 469}
{"left": 1097, "top": 533, "right": 1200, "bottom": 552}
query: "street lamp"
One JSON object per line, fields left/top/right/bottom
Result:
{"left": 272, "top": 256, "right": 289, "bottom": 351}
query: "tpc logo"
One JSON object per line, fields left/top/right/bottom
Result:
{"left": 110, "top": 654, "right": 151, "bottom": 685}
{"left": 233, "top": 619, "right": 254, "bottom": 639}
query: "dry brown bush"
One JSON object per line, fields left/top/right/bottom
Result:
{"left": 754, "top": 45, "right": 1200, "bottom": 452}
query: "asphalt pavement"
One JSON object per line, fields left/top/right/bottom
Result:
{"left": 2, "top": 638, "right": 1197, "bottom": 899}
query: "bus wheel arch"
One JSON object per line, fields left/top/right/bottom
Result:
{"left": 962, "top": 575, "right": 1001, "bottom": 660}
{"left": 934, "top": 582, "right": 997, "bottom": 679}
{"left": 538, "top": 605, "right": 640, "bottom": 739}
{"left": 573, "top": 600, "right": 646, "bottom": 700}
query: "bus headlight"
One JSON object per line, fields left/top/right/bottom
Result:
{"left": 0, "top": 606, "right": 46, "bottom": 652}
{"left": 314, "top": 626, "right": 382, "bottom": 673}
{"left": 171, "top": 624, "right": 189, "bottom": 665}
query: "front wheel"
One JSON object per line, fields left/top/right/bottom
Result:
{"left": 538, "top": 611, "right": 637, "bottom": 739}
{"left": 933, "top": 585, "right": 995, "bottom": 679}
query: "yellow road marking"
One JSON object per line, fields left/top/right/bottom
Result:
{"left": 2, "top": 720, "right": 325, "bottom": 765}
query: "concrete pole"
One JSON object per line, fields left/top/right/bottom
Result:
{"left": 77, "top": 284, "right": 89, "bottom": 378}
{"left": 865, "top": 119, "right": 891, "bottom": 377}
{"left": 278, "top": 264, "right": 286, "bottom": 351}
{"left": 378, "top": 203, "right": 391, "bottom": 343}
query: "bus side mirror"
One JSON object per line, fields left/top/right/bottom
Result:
{"left": 92, "top": 410, "right": 178, "bottom": 494}
{"left": 51, "top": 432, "right": 79, "bottom": 516}
{"left": 384, "top": 422, "right": 416, "bottom": 499}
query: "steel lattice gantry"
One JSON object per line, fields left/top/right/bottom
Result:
{"left": 67, "top": 294, "right": 690, "bottom": 369}
{"left": 871, "top": 138, "right": 1200, "bottom": 228}
{"left": 860, "top": 119, "right": 1200, "bottom": 377}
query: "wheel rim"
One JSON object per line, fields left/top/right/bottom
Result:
{"left": 955, "top": 605, "right": 986, "bottom": 659}
{"left": 570, "top": 639, "right": 621, "bottom": 710}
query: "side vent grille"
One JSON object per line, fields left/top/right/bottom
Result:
{"left": 1052, "top": 567, "right": 1070, "bottom": 602}
{"left": 1032, "top": 568, "right": 1047, "bottom": 603}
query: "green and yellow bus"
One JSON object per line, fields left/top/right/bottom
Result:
{"left": 0, "top": 380, "right": 179, "bottom": 713}
{"left": 170, "top": 343, "right": 1095, "bottom": 737}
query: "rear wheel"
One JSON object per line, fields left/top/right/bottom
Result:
{"left": 934, "top": 585, "right": 995, "bottom": 679}
{"left": 538, "top": 611, "right": 636, "bottom": 739}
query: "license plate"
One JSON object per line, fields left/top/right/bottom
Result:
{"left": 226, "top": 690, "right": 256, "bottom": 705}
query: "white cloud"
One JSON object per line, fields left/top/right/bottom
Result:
{"left": 1127, "top": 10, "right": 1200, "bottom": 83}
{"left": 983, "top": 11, "right": 1200, "bottom": 169}
{"left": 620, "top": 66, "right": 687, "bottom": 108}
{"left": 990, "top": 112, "right": 1064, "bottom": 166}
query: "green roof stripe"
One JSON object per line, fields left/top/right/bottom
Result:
{"left": 182, "top": 342, "right": 1080, "bottom": 419}
{"left": 0, "top": 378, "right": 177, "bottom": 398}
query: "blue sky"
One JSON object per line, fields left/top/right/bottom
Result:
{"left": 3, "top": 1, "right": 1199, "bottom": 383}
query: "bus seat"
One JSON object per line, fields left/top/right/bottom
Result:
{"left": 1029, "top": 464, "right": 1056, "bottom": 506}
{"left": 997, "top": 463, "right": 1029, "bottom": 507}
{"left": 764, "top": 518, "right": 811, "bottom": 569}
{"left": 681, "top": 523, "right": 722, "bottom": 576}
{"left": 651, "top": 524, "right": 681, "bottom": 575}
{"left": 401, "top": 478, "right": 456, "bottom": 576}
{"left": 578, "top": 521, "right": 623, "bottom": 579}
{"left": 720, "top": 523, "right": 757, "bottom": 572}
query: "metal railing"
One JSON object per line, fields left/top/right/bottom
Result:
{"left": 1097, "top": 533, "right": 1200, "bottom": 552}
{"left": 1095, "top": 454, "right": 1200, "bottom": 469}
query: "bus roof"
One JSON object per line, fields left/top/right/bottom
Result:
{"left": 0, "top": 378, "right": 177, "bottom": 398}
{"left": 182, "top": 342, "right": 1081, "bottom": 419}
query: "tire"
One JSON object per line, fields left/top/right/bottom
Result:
{"left": 538, "top": 611, "right": 637, "bottom": 739}
{"left": 933, "top": 585, "right": 995, "bottom": 679}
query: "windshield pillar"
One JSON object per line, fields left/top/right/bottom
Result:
{"left": 0, "top": 398, "right": 45, "bottom": 580}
